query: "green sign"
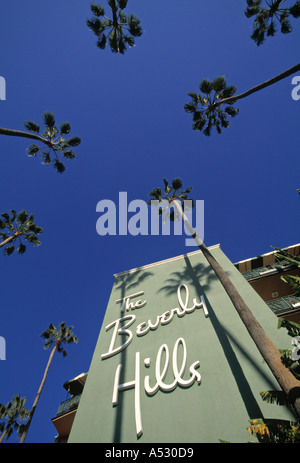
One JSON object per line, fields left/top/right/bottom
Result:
{"left": 69, "top": 245, "right": 294, "bottom": 443}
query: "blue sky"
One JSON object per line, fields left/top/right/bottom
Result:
{"left": 0, "top": 0, "right": 299, "bottom": 443}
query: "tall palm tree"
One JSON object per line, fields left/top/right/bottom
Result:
{"left": 0, "top": 395, "right": 29, "bottom": 443}
{"left": 19, "top": 322, "right": 78, "bottom": 443}
{"left": 148, "top": 177, "right": 300, "bottom": 418}
{"left": 0, "top": 111, "right": 81, "bottom": 173}
{"left": 0, "top": 210, "right": 43, "bottom": 256}
{"left": 184, "top": 62, "right": 300, "bottom": 135}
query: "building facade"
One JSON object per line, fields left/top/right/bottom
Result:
{"left": 52, "top": 244, "right": 300, "bottom": 443}
{"left": 235, "top": 244, "right": 300, "bottom": 324}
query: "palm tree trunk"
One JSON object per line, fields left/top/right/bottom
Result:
{"left": 272, "top": 0, "right": 284, "bottom": 12}
{"left": 19, "top": 343, "right": 58, "bottom": 443}
{"left": 216, "top": 62, "right": 300, "bottom": 107}
{"left": 0, "top": 127, "right": 50, "bottom": 146}
{"left": 172, "top": 199, "right": 300, "bottom": 418}
{"left": 0, "top": 232, "right": 20, "bottom": 248}
{"left": 0, "top": 235, "right": 15, "bottom": 248}
{"left": 0, "top": 427, "right": 8, "bottom": 443}
{"left": 110, "top": 0, "right": 119, "bottom": 25}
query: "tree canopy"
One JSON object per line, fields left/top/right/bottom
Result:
{"left": 25, "top": 112, "right": 81, "bottom": 173}
{"left": 0, "top": 395, "right": 29, "bottom": 443}
{"left": 40, "top": 322, "right": 78, "bottom": 357}
{"left": 148, "top": 178, "right": 194, "bottom": 222}
{"left": 87, "top": 0, "right": 143, "bottom": 54}
{"left": 245, "top": 0, "right": 300, "bottom": 46}
{"left": 0, "top": 210, "right": 43, "bottom": 256}
{"left": 0, "top": 112, "right": 81, "bottom": 173}
{"left": 184, "top": 76, "right": 239, "bottom": 136}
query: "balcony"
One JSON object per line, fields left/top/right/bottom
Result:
{"left": 267, "top": 295, "right": 300, "bottom": 317}
{"left": 55, "top": 394, "right": 82, "bottom": 418}
{"left": 242, "top": 260, "right": 296, "bottom": 281}
{"left": 51, "top": 373, "right": 87, "bottom": 443}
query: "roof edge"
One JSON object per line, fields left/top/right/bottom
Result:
{"left": 113, "top": 243, "right": 221, "bottom": 278}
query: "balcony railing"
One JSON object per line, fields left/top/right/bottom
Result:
{"left": 241, "top": 261, "right": 296, "bottom": 281}
{"left": 55, "top": 394, "right": 81, "bottom": 418}
{"left": 267, "top": 295, "right": 300, "bottom": 316}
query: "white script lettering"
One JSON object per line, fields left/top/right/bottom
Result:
{"left": 115, "top": 291, "right": 147, "bottom": 313}
{"left": 136, "top": 284, "right": 208, "bottom": 336}
{"left": 101, "top": 315, "right": 136, "bottom": 360}
{"left": 101, "top": 284, "right": 208, "bottom": 360}
{"left": 144, "top": 337, "right": 201, "bottom": 395}
{"left": 112, "top": 337, "right": 201, "bottom": 438}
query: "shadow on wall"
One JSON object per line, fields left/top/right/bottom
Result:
{"left": 158, "top": 254, "right": 276, "bottom": 420}
{"left": 112, "top": 268, "right": 153, "bottom": 442}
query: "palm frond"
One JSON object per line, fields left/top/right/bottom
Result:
{"left": 185, "top": 76, "right": 239, "bottom": 135}
{"left": 245, "top": 0, "right": 300, "bottom": 45}
{"left": 87, "top": 1, "right": 143, "bottom": 54}
{"left": 259, "top": 389, "right": 290, "bottom": 407}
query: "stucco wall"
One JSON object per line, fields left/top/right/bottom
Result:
{"left": 69, "top": 245, "right": 295, "bottom": 443}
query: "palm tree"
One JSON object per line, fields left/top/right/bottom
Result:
{"left": 273, "top": 247, "right": 300, "bottom": 296}
{"left": 0, "top": 111, "right": 81, "bottom": 173}
{"left": 87, "top": 0, "right": 143, "bottom": 54}
{"left": 245, "top": 0, "right": 300, "bottom": 46}
{"left": 184, "top": 62, "right": 300, "bottom": 135}
{"left": 148, "top": 177, "right": 300, "bottom": 419}
{"left": 0, "top": 395, "right": 29, "bottom": 443}
{"left": 19, "top": 322, "right": 78, "bottom": 443}
{"left": 0, "top": 210, "right": 43, "bottom": 256}
{"left": 247, "top": 319, "right": 300, "bottom": 442}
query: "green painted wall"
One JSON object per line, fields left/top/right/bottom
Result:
{"left": 69, "top": 245, "right": 295, "bottom": 443}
